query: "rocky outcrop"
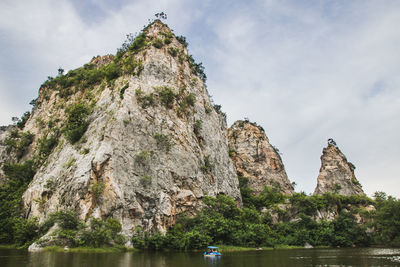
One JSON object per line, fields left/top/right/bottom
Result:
{"left": 20, "top": 20, "right": 241, "bottom": 237}
{"left": 314, "top": 141, "right": 364, "bottom": 196}
{"left": 228, "top": 120, "right": 294, "bottom": 195}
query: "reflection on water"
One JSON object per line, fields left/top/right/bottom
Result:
{"left": 1, "top": 248, "right": 400, "bottom": 267}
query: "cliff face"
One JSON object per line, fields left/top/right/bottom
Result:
{"left": 19, "top": 20, "right": 241, "bottom": 235}
{"left": 228, "top": 120, "right": 294, "bottom": 195}
{"left": 314, "top": 143, "right": 364, "bottom": 196}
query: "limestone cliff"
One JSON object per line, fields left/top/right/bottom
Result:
{"left": 228, "top": 120, "right": 294, "bottom": 195}
{"left": 314, "top": 141, "right": 364, "bottom": 196}
{"left": 15, "top": 20, "right": 240, "bottom": 236}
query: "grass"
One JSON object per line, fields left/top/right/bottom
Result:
{"left": 216, "top": 245, "right": 273, "bottom": 252}
{"left": 215, "top": 244, "right": 329, "bottom": 252}
{"left": 43, "top": 246, "right": 138, "bottom": 253}
{"left": 0, "top": 244, "right": 18, "bottom": 249}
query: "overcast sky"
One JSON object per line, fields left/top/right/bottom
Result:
{"left": 1, "top": 0, "right": 399, "bottom": 197}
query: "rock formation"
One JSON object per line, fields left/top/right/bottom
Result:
{"left": 228, "top": 120, "right": 294, "bottom": 195}
{"left": 314, "top": 141, "right": 364, "bottom": 196}
{"left": 16, "top": 20, "right": 241, "bottom": 236}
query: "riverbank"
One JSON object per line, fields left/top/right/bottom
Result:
{"left": 0, "top": 243, "right": 330, "bottom": 253}
{"left": 43, "top": 246, "right": 138, "bottom": 253}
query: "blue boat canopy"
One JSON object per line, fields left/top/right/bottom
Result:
{"left": 207, "top": 246, "right": 219, "bottom": 249}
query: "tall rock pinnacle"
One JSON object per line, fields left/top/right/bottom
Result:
{"left": 20, "top": 20, "right": 241, "bottom": 235}
{"left": 314, "top": 140, "right": 364, "bottom": 196}
{"left": 228, "top": 120, "right": 294, "bottom": 195}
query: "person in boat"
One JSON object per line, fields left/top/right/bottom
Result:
{"left": 204, "top": 246, "right": 222, "bottom": 256}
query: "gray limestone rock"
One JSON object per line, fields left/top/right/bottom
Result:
{"left": 314, "top": 142, "right": 364, "bottom": 196}
{"left": 20, "top": 20, "right": 241, "bottom": 240}
{"left": 228, "top": 120, "right": 294, "bottom": 195}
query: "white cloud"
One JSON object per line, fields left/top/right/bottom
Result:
{"left": 205, "top": 1, "right": 400, "bottom": 197}
{"left": 0, "top": 0, "right": 399, "bottom": 197}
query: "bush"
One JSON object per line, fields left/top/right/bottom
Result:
{"left": 104, "top": 62, "right": 121, "bottom": 82}
{"left": 168, "top": 47, "right": 179, "bottom": 57}
{"left": 157, "top": 86, "right": 176, "bottom": 109}
{"left": 134, "top": 150, "right": 149, "bottom": 165}
{"left": 154, "top": 133, "right": 172, "bottom": 152}
{"left": 52, "top": 210, "right": 80, "bottom": 230}
{"left": 200, "top": 155, "right": 214, "bottom": 173}
{"left": 193, "top": 120, "right": 202, "bottom": 137}
{"left": 80, "top": 218, "right": 124, "bottom": 247}
{"left": 213, "top": 104, "right": 227, "bottom": 121}
{"left": 185, "top": 93, "right": 196, "bottom": 106}
{"left": 37, "top": 133, "right": 58, "bottom": 163}
{"left": 176, "top": 36, "right": 188, "bottom": 47}
{"left": 128, "top": 32, "right": 148, "bottom": 53}
{"left": 374, "top": 197, "right": 400, "bottom": 245}
{"left": 13, "top": 217, "right": 39, "bottom": 246}
{"left": 135, "top": 89, "right": 155, "bottom": 108}
{"left": 0, "top": 160, "right": 36, "bottom": 243}
{"left": 91, "top": 182, "right": 106, "bottom": 199}
{"left": 5, "top": 131, "right": 34, "bottom": 160}
{"left": 164, "top": 37, "right": 172, "bottom": 45}
{"left": 152, "top": 38, "right": 164, "bottom": 49}
{"left": 140, "top": 175, "right": 152, "bottom": 186}
{"left": 17, "top": 112, "right": 31, "bottom": 129}
{"left": 119, "top": 83, "right": 129, "bottom": 99}
{"left": 63, "top": 103, "right": 91, "bottom": 144}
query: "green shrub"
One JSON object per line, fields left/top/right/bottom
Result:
{"left": 13, "top": 217, "right": 39, "bottom": 246}
{"left": 156, "top": 86, "right": 176, "bottom": 109}
{"left": 168, "top": 47, "right": 179, "bottom": 57}
{"left": 135, "top": 89, "right": 155, "bottom": 108}
{"left": 164, "top": 37, "right": 171, "bottom": 45}
{"left": 213, "top": 104, "right": 227, "bottom": 120}
{"left": 200, "top": 155, "right": 214, "bottom": 173}
{"left": 119, "top": 83, "right": 129, "bottom": 99}
{"left": 63, "top": 157, "right": 76, "bottom": 169}
{"left": 37, "top": 133, "right": 58, "bottom": 163}
{"left": 122, "top": 57, "right": 143, "bottom": 75}
{"left": 80, "top": 218, "right": 124, "bottom": 247}
{"left": 5, "top": 131, "right": 34, "bottom": 160}
{"left": 17, "top": 112, "right": 31, "bottom": 129}
{"left": 374, "top": 197, "right": 400, "bottom": 245}
{"left": 193, "top": 120, "right": 202, "bottom": 137}
{"left": 104, "top": 62, "right": 121, "bottom": 82}
{"left": 152, "top": 38, "right": 164, "bottom": 49}
{"left": 154, "top": 133, "right": 172, "bottom": 152}
{"left": 135, "top": 150, "right": 149, "bottom": 165}
{"left": 128, "top": 32, "right": 148, "bottom": 53}
{"left": 176, "top": 36, "right": 188, "bottom": 47}
{"left": 2, "top": 160, "right": 36, "bottom": 186}
{"left": 140, "top": 175, "right": 152, "bottom": 186}
{"left": 91, "top": 182, "right": 106, "bottom": 199}
{"left": 185, "top": 93, "right": 196, "bottom": 107}
{"left": 52, "top": 210, "right": 80, "bottom": 230}
{"left": 63, "top": 103, "right": 90, "bottom": 144}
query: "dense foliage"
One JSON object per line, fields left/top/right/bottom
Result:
{"left": 63, "top": 103, "right": 91, "bottom": 144}
{"left": 130, "top": 179, "right": 399, "bottom": 250}
{"left": 0, "top": 161, "right": 36, "bottom": 244}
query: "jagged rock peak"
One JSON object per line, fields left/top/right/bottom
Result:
{"left": 314, "top": 140, "right": 364, "bottom": 196}
{"left": 228, "top": 120, "right": 294, "bottom": 195}
{"left": 19, "top": 18, "right": 241, "bottom": 240}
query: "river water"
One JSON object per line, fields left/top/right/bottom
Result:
{"left": 1, "top": 248, "right": 400, "bottom": 267}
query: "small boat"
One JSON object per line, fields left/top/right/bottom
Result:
{"left": 203, "top": 246, "right": 222, "bottom": 257}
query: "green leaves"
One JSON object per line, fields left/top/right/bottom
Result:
{"left": 63, "top": 103, "right": 91, "bottom": 144}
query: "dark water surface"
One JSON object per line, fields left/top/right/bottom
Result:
{"left": 1, "top": 248, "right": 400, "bottom": 267}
